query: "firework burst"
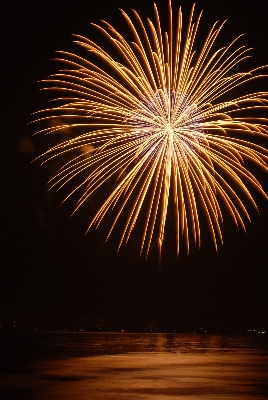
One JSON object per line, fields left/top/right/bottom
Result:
{"left": 33, "top": 1, "right": 268, "bottom": 258}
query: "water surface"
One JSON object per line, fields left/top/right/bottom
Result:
{"left": 1, "top": 332, "right": 268, "bottom": 399}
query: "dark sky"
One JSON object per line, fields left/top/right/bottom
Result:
{"left": 1, "top": 0, "right": 268, "bottom": 332}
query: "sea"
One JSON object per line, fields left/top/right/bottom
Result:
{"left": 1, "top": 331, "right": 268, "bottom": 399}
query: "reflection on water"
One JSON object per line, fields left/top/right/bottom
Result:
{"left": 1, "top": 333, "right": 268, "bottom": 399}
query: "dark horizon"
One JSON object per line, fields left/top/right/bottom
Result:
{"left": 1, "top": 0, "right": 268, "bottom": 334}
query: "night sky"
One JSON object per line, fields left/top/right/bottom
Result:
{"left": 1, "top": 0, "right": 268, "bottom": 333}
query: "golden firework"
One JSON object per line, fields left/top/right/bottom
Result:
{"left": 33, "top": 2, "right": 268, "bottom": 258}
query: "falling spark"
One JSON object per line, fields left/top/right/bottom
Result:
{"left": 33, "top": 2, "right": 268, "bottom": 258}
